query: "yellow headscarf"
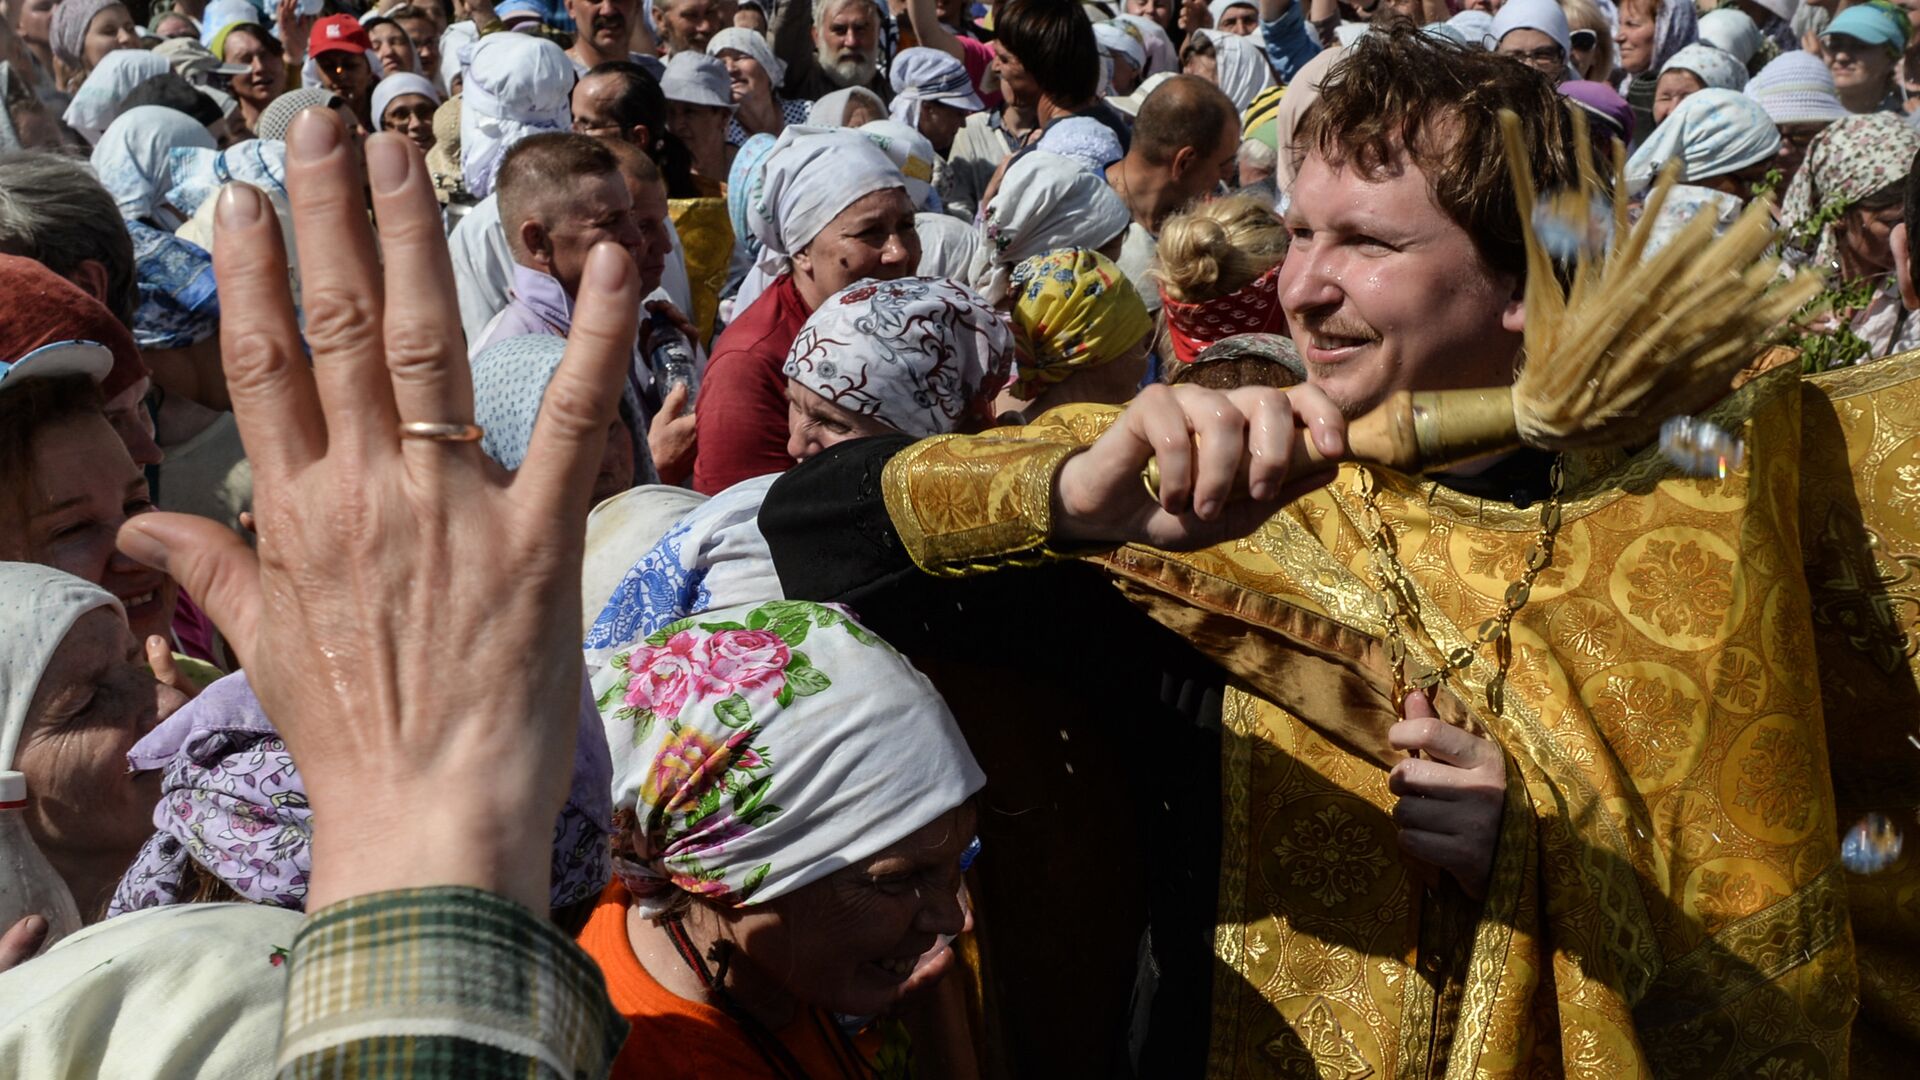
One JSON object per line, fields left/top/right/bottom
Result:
{"left": 1008, "top": 248, "right": 1153, "bottom": 400}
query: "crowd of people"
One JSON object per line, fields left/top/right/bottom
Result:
{"left": 3, "top": 0, "right": 1920, "bottom": 1073}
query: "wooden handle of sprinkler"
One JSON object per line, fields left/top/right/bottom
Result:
{"left": 1141, "top": 387, "right": 1524, "bottom": 501}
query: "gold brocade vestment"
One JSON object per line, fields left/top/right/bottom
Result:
{"left": 876, "top": 358, "right": 1920, "bottom": 1077}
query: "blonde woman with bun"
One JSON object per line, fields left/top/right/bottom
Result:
{"left": 1155, "top": 194, "right": 1292, "bottom": 388}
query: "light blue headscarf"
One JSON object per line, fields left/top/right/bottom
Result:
{"left": 91, "top": 105, "right": 217, "bottom": 226}
{"left": 1625, "top": 87, "right": 1780, "bottom": 190}
{"left": 90, "top": 106, "right": 223, "bottom": 349}
{"left": 166, "top": 138, "right": 289, "bottom": 221}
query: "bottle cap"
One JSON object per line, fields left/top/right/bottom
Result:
{"left": 0, "top": 771, "right": 24, "bottom": 806}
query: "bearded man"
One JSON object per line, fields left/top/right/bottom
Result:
{"left": 745, "top": 24, "right": 1886, "bottom": 1079}
{"left": 771, "top": 0, "right": 891, "bottom": 103}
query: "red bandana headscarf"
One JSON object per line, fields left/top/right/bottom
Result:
{"left": 0, "top": 254, "right": 146, "bottom": 399}
{"left": 1159, "top": 261, "right": 1287, "bottom": 365}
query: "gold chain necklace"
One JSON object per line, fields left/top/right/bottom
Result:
{"left": 1348, "top": 457, "right": 1565, "bottom": 717}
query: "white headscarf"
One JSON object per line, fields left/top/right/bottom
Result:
{"left": 371, "top": 72, "right": 441, "bottom": 131}
{"left": 805, "top": 84, "right": 884, "bottom": 127}
{"left": 1661, "top": 42, "right": 1748, "bottom": 93}
{"left": 887, "top": 46, "right": 984, "bottom": 127}
{"left": 1036, "top": 116, "right": 1125, "bottom": 174}
{"left": 1193, "top": 28, "right": 1272, "bottom": 112}
{"left": 63, "top": 50, "right": 172, "bottom": 145}
{"left": 1487, "top": 0, "right": 1570, "bottom": 53}
{"left": 1625, "top": 87, "right": 1779, "bottom": 190}
{"left": 1093, "top": 22, "right": 1146, "bottom": 74}
{"left": 1697, "top": 8, "right": 1764, "bottom": 66}
{"left": 859, "top": 118, "right": 940, "bottom": 211}
{"left": 437, "top": 18, "right": 479, "bottom": 94}
{"left": 458, "top": 31, "right": 575, "bottom": 200}
{"left": 0, "top": 563, "right": 121, "bottom": 771}
{"left": 745, "top": 127, "right": 905, "bottom": 279}
{"left": 1110, "top": 14, "right": 1177, "bottom": 76}
{"left": 915, "top": 210, "right": 981, "bottom": 279}
{"left": 593, "top": 600, "right": 984, "bottom": 917}
{"left": 708, "top": 26, "right": 786, "bottom": 85}
{"left": 1206, "top": 0, "right": 1256, "bottom": 24}
{"left": 970, "top": 149, "right": 1131, "bottom": 305}
{"left": 783, "top": 275, "right": 1012, "bottom": 437}
{"left": 90, "top": 106, "right": 218, "bottom": 226}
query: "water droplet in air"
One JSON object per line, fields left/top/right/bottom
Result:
{"left": 1842, "top": 813, "right": 1903, "bottom": 875}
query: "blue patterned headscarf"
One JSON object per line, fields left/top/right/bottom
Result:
{"left": 165, "top": 139, "right": 290, "bottom": 222}
{"left": 127, "top": 222, "right": 220, "bottom": 350}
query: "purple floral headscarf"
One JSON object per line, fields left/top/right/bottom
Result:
{"left": 110, "top": 670, "right": 613, "bottom": 916}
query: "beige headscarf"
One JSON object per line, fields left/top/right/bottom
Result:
{"left": 1271, "top": 45, "right": 1344, "bottom": 196}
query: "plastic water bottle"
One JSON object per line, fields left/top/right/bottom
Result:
{"left": 0, "top": 771, "right": 82, "bottom": 955}
{"left": 649, "top": 311, "right": 699, "bottom": 405}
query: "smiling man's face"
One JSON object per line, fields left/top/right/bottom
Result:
{"left": 1278, "top": 147, "right": 1525, "bottom": 418}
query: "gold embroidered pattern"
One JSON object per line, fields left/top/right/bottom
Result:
{"left": 1273, "top": 805, "right": 1391, "bottom": 909}
{"left": 1623, "top": 537, "right": 1736, "bottom": 639}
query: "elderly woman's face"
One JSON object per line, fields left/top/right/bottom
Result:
{"left": 1616, "top": 0, "right": 1656, "bottom": 74}
{"left": 16, "top": 607, "right": 186, "bottom": 913}
{"left": 15, "top": 412, "right": 179, "bottom": 644}
{"left": 786, "top": 381, "right": 901, "bottom": 461}
{"left": 82, "top": 3, "right": 139, "bottom": 69}
{"left": 719, "top": 47, "right": 771, "bottom": 103}
{"left": 792, "top": 187, "right": 920, "bottom": 304}
{"left": 1652, "top": 68, "right": 1704, "bottom": 125}
{"left": 736, "top": 805, "right": 976, "bottom": 1018}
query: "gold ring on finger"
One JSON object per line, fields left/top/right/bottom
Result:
{"left": 398, "top": 421, "right": 485, "bottom": 442}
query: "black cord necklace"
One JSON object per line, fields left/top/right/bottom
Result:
{"left": 662, "top": 916, "right": 875, "bottom": 1080}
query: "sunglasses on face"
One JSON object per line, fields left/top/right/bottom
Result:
{"left": 1569, "top": 28, "right": 1597, "bottom": 50}
{"left": 1505, "top": 44, "right": 1567, "bottom": 65}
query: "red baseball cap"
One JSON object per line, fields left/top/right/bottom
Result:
{"left": 310, "top": 14, "right": 371, "bottom": 58}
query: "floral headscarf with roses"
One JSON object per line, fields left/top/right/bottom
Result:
{"left": 782, "top": 276, "right": 1013, "bottom": 438}
{"left": 595, "top": 601, "right": 984, "bottom": 917}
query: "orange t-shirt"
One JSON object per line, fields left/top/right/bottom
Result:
{"left": 577, "top": 881, "right": 873, "bottom": 1079}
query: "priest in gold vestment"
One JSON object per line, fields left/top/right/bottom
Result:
{"left": 751, "top": 28, "right": 1917, "bottom": 1079}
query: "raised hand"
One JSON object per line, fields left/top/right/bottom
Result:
{"left": 1050, "top": 382, "right": 1347, "bottom": 551}
{"left": 116, "top": 112, "right": 639, "bottom": 914}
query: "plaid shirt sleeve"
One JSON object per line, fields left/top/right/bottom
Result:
{"left": 276, "top": 886, "right": 627, "bottom": 1080}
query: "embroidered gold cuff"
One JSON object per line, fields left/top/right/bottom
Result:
{"left": 881, "top": 433, "right": 1091, "bottom": 575}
